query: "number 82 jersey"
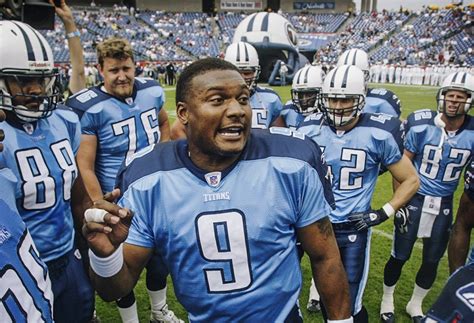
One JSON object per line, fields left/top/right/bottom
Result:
{"left": 404, "top": 109, "right": 474, "bottom": 197}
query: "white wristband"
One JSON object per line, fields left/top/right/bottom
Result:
{"left": 327, "top": 317, "right": 354, "bottom": 323}
{"left": 89, "top": 244, "right": 124, "bottom": 278}
{"left": 382, "top": 203, "right": 396, "bottom": 217}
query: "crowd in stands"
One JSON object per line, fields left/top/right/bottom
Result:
{"left": 41, "top": 4, "right": 472, "bottom": 85}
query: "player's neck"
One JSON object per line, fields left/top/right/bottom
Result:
{"left": 441, "top": 114, "right": 465, "bottom": 132}
{"left": 187, "top": 148, "right": 241, "bottom": 173}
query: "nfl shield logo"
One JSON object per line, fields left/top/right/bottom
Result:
{"left": 125, "top": 97, "right": 134, "bottom": 105}
{"left": 23, "top": 123, "right": 34, "bottom": 135}
{"left": 205, "top": 172, "right": 221, "bottom": 187}
{"left": 348, "top": 235, "right": 357, "bottom": 243}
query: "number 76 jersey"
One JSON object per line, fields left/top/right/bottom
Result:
{"left": 404, "top": 110, "right": 473, "bottom": 197}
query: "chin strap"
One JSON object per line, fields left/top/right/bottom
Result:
{"left": 433, "top": 113, "right": 447, "bottom": 154}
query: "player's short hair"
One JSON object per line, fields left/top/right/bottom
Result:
{"left": 96, "top": 37, "right": 134, "bottom": 67}
{"left": 176, "top": 57, "right": 240, "bottom": 103}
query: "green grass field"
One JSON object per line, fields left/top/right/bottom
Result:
{"left": 95, "top": 83, "right": 467, "bottom": 322}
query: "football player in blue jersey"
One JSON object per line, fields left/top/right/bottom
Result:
{"left": 337, "top": 49, "right": 402, "bottom": 118}
{"left": 422, "top": 159, "right": 474, "bottom": 322}
{"left": 170, "top": 42, "right": 284, "bottom": 140}
{"left": 0, "top": 21, "right": 94, "bottom": 322}
{"left": 0, "top": 109, "right": 54, "bottom": 322}
{"left": 280, "top": 64, "right": 324, "bottom": 130}
{"left": 298, "top": 65, "right": 419, "bottom": 323}
{"left": 82, "top": 57, "right": 354, "bottom": 322}
{"left": 380, "top": 72, "right": 474, "bottom": 323}
{"left": 448, "top": 158, "right": 474, "bottom": 273}
{"left": 65, "top": 38, "right": 178, "bottom": 323}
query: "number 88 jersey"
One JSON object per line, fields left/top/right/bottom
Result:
{"left": 404, "top": 109, "right": 474, "bottom": 197}
{"left": 0, "top": 107, "right": 80, "bottom": 263}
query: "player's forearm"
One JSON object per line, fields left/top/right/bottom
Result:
{"left": 80, "top": 169, "right": 105, "bottom": 201}
{"left": 448, "top": 228, "right": 470, "bottom": 274}
{"left": 311, "top": 257, "right": 351, "bottom": 319}
{"left": 90, "top": 263, "right": 136, "bottom": 302}
{"left": 389, "top": 174, "right": 419, "bottom": 210}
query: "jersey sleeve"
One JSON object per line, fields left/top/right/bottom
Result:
{"left": 80, "top": 110, "right": 98, "bottom": 136}
{"left": 381, "top": 119, "right": 404, "bottom": 166}
{"left": 296, "top": 139, "right": 335, "bottom": 228}
{"left": 119, "top": 185, "right": 156, "bottom": 249}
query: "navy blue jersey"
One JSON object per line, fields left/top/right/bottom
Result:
{"left": 298, "top": 113, "right": 403, "bottom": 223}
{"left": 0, "top": 107, "right": 80, "bottom": 262}
{"left": 364, "top": 88, "right": 401, "bottom": 118}
{"left": 116, "top": 129, "right": 334, "bottom": 322}
{"left": 0, "top": 168, "right": 54, "bottom": 322}
{"left": 423, "top": 263, "right": 474, "bottom": 322}
{"left": 280, "top": 101, "right": 305, "bottom": 130}
{"left": 66, "top": 78, "right": 165, "bottom": 193}
{"left": 405, "top": 110, "right": 473, "bottom": 197}
{"left": 250, "top": 86, "right": 283, "bottom": 129}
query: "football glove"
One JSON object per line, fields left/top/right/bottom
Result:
{"left": 348, "top": 208, "right": 389, "bottom": 231}
{"left": 394, "top": 207, "right": 411, "bottom": 234}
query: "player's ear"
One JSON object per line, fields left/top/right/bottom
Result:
{"left": 176, "top": 102, "right": 189, "bottom": 126}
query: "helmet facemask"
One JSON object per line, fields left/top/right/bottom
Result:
{"left": 291, "top": 88, "right": 321, "bottom": 116}
{"left": 321, "top": 94, "right": 365, "bottom": 128}
{"left": 239, "top": 66, "right": 261, "bottom": 91}
{"left": 0, "top": 72, "right": 60, "bottom": 122}
{"left": 436, "top": 87, "right": 472, "bottom": 118}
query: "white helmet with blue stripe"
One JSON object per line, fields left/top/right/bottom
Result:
{"left": 0, "top": 20, "right": 59, "bottom": 122}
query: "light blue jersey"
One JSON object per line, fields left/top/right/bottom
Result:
{"left": 250, "top": 86, "right": 283, "bottom": 129}
{"left": 66, "top": 78, "right": 165, "bottom": 193}
{"left": 0, "top": 168, "right": 54, "bottom": 322}
{"left": 116, "top": 129, "right": 334, "bottom": 322}
{"left": 298, "top": 113, "right": 403, "bottom": 223}
{"left": 0, "top": 108, "right": 80, "bottom": 262}
{"left": 404, "top": 110, "right": 473, "bottom": 197}
{"left": 280, "top": 100, "right": 305, "bottom": 130}
{"left": 364, "top": 88, "right": 401, "bottom": 118}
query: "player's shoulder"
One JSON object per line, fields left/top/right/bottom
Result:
{"left": 254, "top": 86, "right": 281, "bottom": 100}
{"left": 464, "top": 115, "right": 474, "bottom": 131}
{"left": 405, "top": 109, "right": 436, "bottom": 128}
{"left": 118, "top": 141, "right": 183, "bottom": 188}
{"left": 367, "top": 87, "right": 397, "bottom": 99}
{"left": 244, "top": 128, "right": 323, "bottom": 166}
{"left": 134, "top": 77, "right": 163, "bottom": 93}
{"left": 358, "top": 113, "right": 401, "bottom": 133}
{"left": 65, "top": 86, "right": 110, "bottom": 112}
{"left": 53, "top": 104, "right": 80, "bottom": 123}
{"left": 298, "top": 112, "right": 325, "bottom": 128}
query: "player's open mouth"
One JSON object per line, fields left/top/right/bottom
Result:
{"left": 218, "top": 126, "right": 244, "bottom": 137}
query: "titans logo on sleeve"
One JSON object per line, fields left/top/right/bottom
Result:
{"left": 364, "top": 88, "right": 402, "bottom": 118}
{"left": 280, "top": 100, "right": 306, "bottom": 130}
{"left": 66, "top": 77, "right": 165, "bottom": 193}
{"left": 0, "top": 169, "right": 54, "bottom": 323}
{"left": 250, "top": 86, "right": 283, "bottom": 129}
{"left": 1, "top": 107, "right": 80, "bottom": 262}
{"left": 404, "top": 110, "right": 473, "bottom": 197}
{"left": 115, "top": 129, "right": 334, "bottom": 322}
{"left": 298, "top": 112, "right": 403, "bottom": 223}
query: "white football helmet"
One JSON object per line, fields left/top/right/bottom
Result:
{"left": 337, "top": 48, "right": 370, "bottom": 82}
{"left": 0, "top": 20, "right": 60, "bottom": 122}
{"left": 437, "top": 71, "right": 473, "bottom": 116}
{"left": 291, "top": 65, "right": 325, "bottom": 116}
{"left": 321, "top": 65, "right": 366, "bottom": 128}
{"left": 224, "top": 42, "right": 261, "bottom": 90}
{"left": 232, "top": 12, "right": 303, "bottom": 82}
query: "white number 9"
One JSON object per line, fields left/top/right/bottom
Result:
{"left": 195, "top": 210, "right": 252, "bottom": 293}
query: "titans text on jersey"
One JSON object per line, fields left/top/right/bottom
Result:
{"left": 115, "top": 129, "right": 334, "bottom": 322}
